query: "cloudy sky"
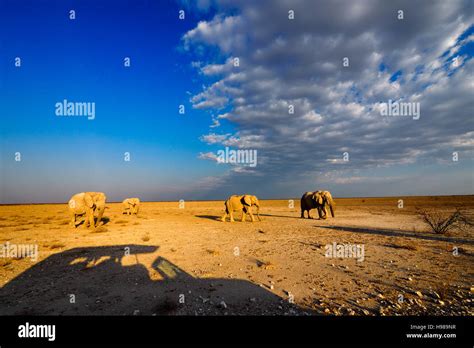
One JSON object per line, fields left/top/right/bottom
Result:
{"left": 183, "top": 0, "right": 474, "bottom": 199}
{"left": 1, "top": 0, "right": 473, "bottom": 203}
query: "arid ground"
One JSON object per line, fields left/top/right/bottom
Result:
{"left": 0, "top": 196, "right": 473, "bottom": 315}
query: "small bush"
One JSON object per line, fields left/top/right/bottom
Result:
{"left": 49, "top": 243, "right": 65, "bottom": 249}
{"left": 417, "top": 208, "right": 473, "bottom": 234}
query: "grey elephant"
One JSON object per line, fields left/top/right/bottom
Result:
{"left": 122, "top": 198, "right": 140, "bottom": 215}
{"left": 68, "top": 192, "right": 107, "bottom": 228}
{"left": 300, "top": 190, "right": 335, "bottom": 219}
{"left": 221, "top": 194, "right": 261, "bottom": 222}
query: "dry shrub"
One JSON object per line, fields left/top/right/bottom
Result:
{"left": 49, "top": 243, "right": 65, "bottom": 249}
{"left": 417, "top": 208, "right": 473, "bottom": 234}
{"left": 206, "top": 249, "right": 220, "bottom": 256}
{"left": 0, "top": 259, "right": 12, "bottom": 267}
{"left": 256, "top": 259, "right": 275, "bottom": 270}
{"left": 141, "top": 234, "right": 150, "bottom": 242}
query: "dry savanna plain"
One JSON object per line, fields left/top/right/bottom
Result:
{"left": 0, "top": 196, "right": 473, "bottom": 316}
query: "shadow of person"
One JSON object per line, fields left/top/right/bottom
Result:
{"left": 0, "top": 245, "right": 316, "bottom": 315}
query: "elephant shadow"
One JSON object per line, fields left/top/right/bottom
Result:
{"left": 0, "top": 245, "right": 315, "bottom": 315}
{"left": 74, "top": 215, "right": 110, "bottom": 227}
{"left": 318, "top": 225, "right": 474, "bottom": 245}
{"left": 195, "top": 215, "right": 222, "bottom": 221}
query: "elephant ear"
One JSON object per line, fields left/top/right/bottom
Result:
{"left": 252, "top": 196, "right": 259, "bottom": 206}
{"left": 322, "top": 191, "right": 332, "bottom": 203}
{"left": 313, "top": 192, "right": 323, "bottom": 205}
{"left": 84, "top": 193, "right": 95, "bottom": 208}
{"left": 242, "top": 195, "right": 252, "bottom": 206}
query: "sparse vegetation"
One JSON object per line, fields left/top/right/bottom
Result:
{"left": 256, "top": 260, "right": 275, "bottom": 270}
{"left": 206, "top": 249, "right": 220, "bottom": 256}
{"left": 417, "top": 208, "right": 473, "bottom": 234}
{"left": 49, "top": 243, "right": 66, "bottom": 249}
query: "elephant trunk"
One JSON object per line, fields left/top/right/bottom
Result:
{"left": 328, "top": 200, "right": 335, "bottom": 217}
{"left": 255, "top": 203, "right": 261, "bottom": 221}
{"left": 96, "top": 206, "right": 105, "bottom": 226}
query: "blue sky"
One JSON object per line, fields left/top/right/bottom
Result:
{"left": 1, "top": 0, "right": 473, "bottom": 203}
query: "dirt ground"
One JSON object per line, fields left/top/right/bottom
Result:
{"left": 0, "top": 196, "right": 473, "bottom": 315}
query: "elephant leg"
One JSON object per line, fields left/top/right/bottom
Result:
{"left": 301, "top": 210, "right": 304, "bottom": 218}
{"left": 230, "top": 211, "right": 235, "bottom": 222}
{"left": 85, "top": 208, "right": 95, "bottom": 228}
{"left": 317, "top": 207, "right": 323, "bottom": 219}
{"left": 307, "top": 210, "right": 312, "bottom": 219}
{"left": 89, "top": 213, "right": 95, "bottom": 228}
{"left": 323, "top": 207, "right": 329, "bottom": 219}
{"left": 96, "top": 209, "right": 105, "bottom": 227}
{"left": 220, "top": 213, "right": 227, "bottom": 222}
{"left": 249, "top": 211, "right": 255, "bottom": 222}
{"left": 70, "top": 212, "right": 76, "bottom": 227}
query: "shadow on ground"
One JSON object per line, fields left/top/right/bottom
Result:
{"left": 194, "top": 215, "right": 222, "bottom": 221}
{"left": 318, "top": 225, "right": 474, "bottom": 245}
{"left": 259, "top": 213, "right": 305, "bottom": 220}
{"left": 0, "top": 245, "right": 315, "bottom": 315}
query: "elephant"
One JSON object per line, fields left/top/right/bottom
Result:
{"left": 122, "top": 198, "right": 140, "bottom": 215}
{"left": 221, "top": 194, "right": 261, "bottom": 222}
{"left": 300, "top": 190, "right": 335, "bottom": 219}
{"left": 68, "top": 192, "right": 107, "bottom": 228}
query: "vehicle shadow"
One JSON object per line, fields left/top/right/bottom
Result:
{"left": 318, "top": 225, "right": 474, "bottom": 245}
{"left": 0, "top": 245, "right": 316, "bottom": 315}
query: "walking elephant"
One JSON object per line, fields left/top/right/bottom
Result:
{"left": 68, "top": 192, "right": 107, "bottom": 228}
{"left": 221, "top": 194, "right": 261, "bottom": 222}
{"left": 122, "top": 198, "right": 140, "bottom": 215}
{"left": 300, "top": 190, "right": 335, "bottom": 219}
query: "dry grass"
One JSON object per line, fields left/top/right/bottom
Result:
{"left": 0, "top": 259, "right": 12, "bottom": 267}
{"left": 206, "top": 249, "right": 220, "bottom": 256}
{"left": 49, "top": 243, "right": 66, "bottom": 249}
{"left": 256, "top": 259, "right": 275, "bottom": 270}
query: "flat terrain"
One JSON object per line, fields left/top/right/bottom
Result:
{"left": 0, "top": 196, "right": 473, "bottom": 315}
